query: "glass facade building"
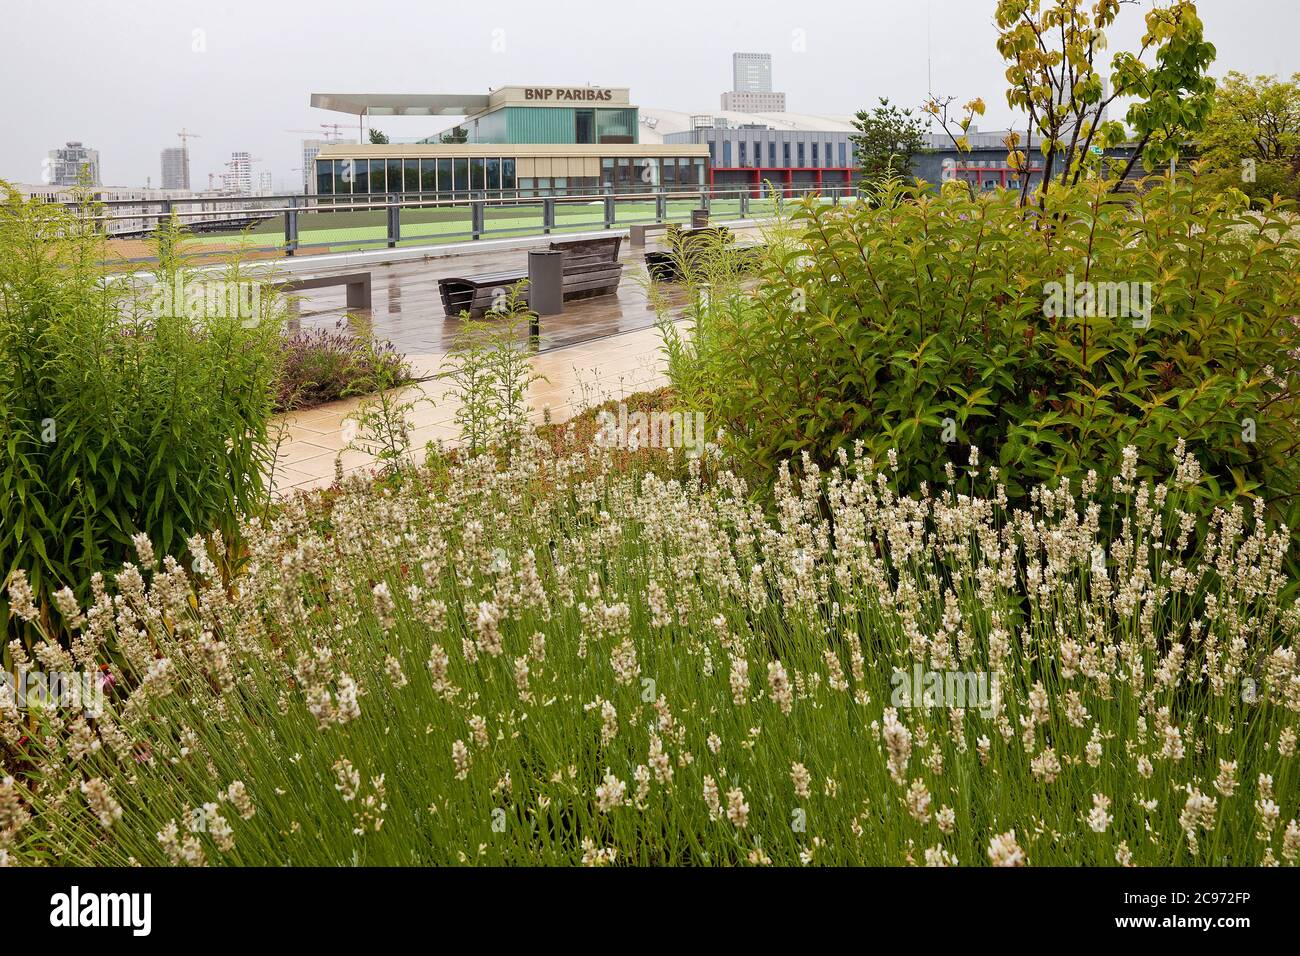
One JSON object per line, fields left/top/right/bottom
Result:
{"left": 313, "top": 148, "right": 707, "bottom": 198}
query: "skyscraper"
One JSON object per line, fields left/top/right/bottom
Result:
{"left": 732, "top": 53, "right": 772, "bottom": 93}
{"left": 722, "top": 53, "right": 785, "bottom": 113}
{"left": 224, "top": 152, "right": 252, "bottom": 194}
{"left": 160, "top": 147, "right": 190, "bottom": 190}
{"left": 46, "top": 141, "right": 101, "bottom": 186}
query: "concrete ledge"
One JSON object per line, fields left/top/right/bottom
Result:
{"left": 114, "top": 217, "right": 772, "bottom": 287}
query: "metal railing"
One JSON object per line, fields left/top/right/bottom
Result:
{"left": 55, "top": 182, "right": 860, "bottom": 264}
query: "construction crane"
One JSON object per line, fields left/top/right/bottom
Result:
{"left": 284, "top": 125, "right": 345, "bottom": 141}
{"left": 177, "top": 128, "right": 201, "bottom": 148}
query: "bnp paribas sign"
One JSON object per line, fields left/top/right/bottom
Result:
{"left": 524, "top": 87, "right": 615, "bottom": 101}
{"left": 492, "top": 86, "right": 630, "bottom": 107}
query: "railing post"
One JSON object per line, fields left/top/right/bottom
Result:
{"left": 471, "top": 197, "right": 484, "bottom": 239}
{"left": 285, "top": 196, "right": 299, "bottom": 256}
{"left": 542, "top": 197, "right": 555, "bottom": 234}
{"left": 740, "top": 191, "right": 749, "bottom": 218}
{"left": 655, "top": 190, "right": 666, "bottom": 222}
{"left": 386, "top": 194, "right": 400, "bottom": 248}
{"left": 699, "top": 189, "right": 710, "bottom": 214}
{"left": 603, "top": 190, "right": 615, "bottom": 230}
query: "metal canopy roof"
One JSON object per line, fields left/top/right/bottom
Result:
{"left": 310, "top": 93, "right": 490, "bottom": 117}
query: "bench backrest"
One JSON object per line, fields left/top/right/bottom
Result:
{"left": 550, "top": 236, "right": 622, "bottom": 262}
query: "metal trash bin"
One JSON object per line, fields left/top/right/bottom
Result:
{"left": 691, "top": 208, "right": 710, "bottom": 229}
{"left": 528, "top": 249, "right": 563, "bottom": 317}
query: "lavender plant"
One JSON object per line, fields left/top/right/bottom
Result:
{"left": 2, "top": 439, "right": 1297, "bottom": 866}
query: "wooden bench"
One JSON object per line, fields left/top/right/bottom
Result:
{"left": 644, "top": 226, "right": 763, "bottom": 282}
{"left": 438, "top": 236, "right": 624, "bottom": 318}
{"left": 275, "top": 271, "right": 371, "bottom": 310}
{"left": 629, "top": 222, "right": 672, "bottom": 247}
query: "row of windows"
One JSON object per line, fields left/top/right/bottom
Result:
{"left": 314, "top": 156, "right": 708, "bottom": 195}
{"left": 712, "top": 139, "right": 854, "bottom": 169}
{"left": 314, "top": 157, "right": 519, "bottom": 196}
{"left": 600, "top": 156, "right": 708, "bottom": 188}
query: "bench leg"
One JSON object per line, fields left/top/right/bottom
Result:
{"left": 345, "top": 281, "right": 371, "bottom": 311}
{"left": 630, "top": 226, "right": 645, "bottom": 247}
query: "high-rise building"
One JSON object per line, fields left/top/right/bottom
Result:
{"left": 224, "top": 151, "right": 252, "bottom": 194}
{"left": 46, "top": 141, "right": 101, "bottom": 186}
{"left": 160, "top": 147, "right": 190, "bottom": 190}
{"left": 301, "top": 138, "right": 355, "bottom": 193}
{"left": 722, "top": 54, "right": 786, "bottom": 113}
{"left": 732, "top": 53, "right": 772, "bottom": 93}
{"left": 257, "top": 171, "right": 273, "bottom": 194}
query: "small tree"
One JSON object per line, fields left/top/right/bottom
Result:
{"left": 440, "top": 125, "right": 469, "bottom": 144}
{"left": 368, "top": 128, "right": 389, "bottom": 145}
{"left": 850, "top": 98, "right": 932, "bottom": 187}
{"left": 1199, "top": 71, "right": 1300, "bottom": 203}
{"left": 995, "top": 0, "right": 1216, "bottom": 204}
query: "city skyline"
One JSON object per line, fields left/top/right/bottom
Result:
{"left": 2, "top": 0, "right": 1297, "bottom": 191}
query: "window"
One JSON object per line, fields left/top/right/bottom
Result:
{"left": 437, "top": 158, "right": 453, "bottom": 194}
{"left": 315, "top": 160, "right": 332, "bottom": 196}
{"left": 783, "top": 142, "right": 791, "bottom": 167}
{"left": 469, "top": 157, "right": 486, "bottom": 192}
{"left": 768, "top": 142, "right": 777, "bottom": 167}
{"left": 575, "top": 109, "right": 594, "bottom": 144}
{"left": 420, "top": 159, "right": 437, "bottom": 192}
{"left": 386, "top": 159, "right": 402, "bottom": 194}
{"left": 487, "top": 157, "right": 501, "bottom": 193}
{"left": 501, "top": 157, "right": 516, "bottom": 193}
{"left": 838, "top": 142, "right": 847, "bottom": 167}
{"left": 404, "top": 159, "right": 420, "bottom": 193}
{"left": 812, "top": 143, "right": 819, "bottom": 167}
{"left": 722, "top": 140, "right": 732, "bottom": 166}
{"left": 601, "top": 157, "right": 614, "bottom": 187}
{"left": 796, "top": 143, "right": 805, "bottom": 168}
{"left": 453, "top": 158, "right": 469, "bottom": 196}
{"left": 331, "top": 159, "right": 352, "bottom": 195}
{"left": 353, "top": 160, "right": 370, "bottom": 194}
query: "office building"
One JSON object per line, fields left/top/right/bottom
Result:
{"left": 721, "top": 52, "right": 787, "bottom": 113}
{"left": 160, "top": 147, "right": 190, "bottom": 190}
{"left": 309, "top": 86, "right": 709, "bottom": 197}
{"left": 46, "top": 141, "right": 101, "bottom": 186}
{"left": 732, "top": 53, "right": 772, "bottom": 93}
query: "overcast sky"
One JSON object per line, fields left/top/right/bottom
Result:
{"left": 2, "top": 0, "right": 1296, "bottom": 191}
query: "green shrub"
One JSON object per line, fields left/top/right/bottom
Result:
{"left": 0, "top": 187, "right": 285, "bottom": 621}
{"left": 666, "top": 172, "right": 1300, "bottom": 527}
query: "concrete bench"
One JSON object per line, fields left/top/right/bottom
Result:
{"left": 438, "top": 236, "right": 624, "bottom": 318}
{"left": 629, "top": 222, "right": 672, "bottom": 247}
{"left": 275, "top": 271, "right": 372, "bottom": 310}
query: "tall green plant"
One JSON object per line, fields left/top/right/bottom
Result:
{"left": 438, "top": 287, "right": 544, "bottom": 457}
{"left": 0, "top": 187, "right": 284, "bottom": 626}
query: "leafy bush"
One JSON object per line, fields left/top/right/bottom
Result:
{"left": 0, "top": 187, "right": 284, "bottom": 619}
{"left": 4, "top": 441, "right": 1298, "bottom": 865}
{"left": 437, "top": 289, "right": 543, "bottom": 456}
{"left": 665, "top": 172, "right": 1300, "bottom": 526}
{"left": 275, "top": 324, "right": 413, "bottom": 412}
